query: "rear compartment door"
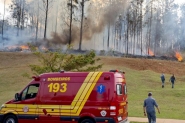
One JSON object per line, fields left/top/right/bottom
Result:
{"left": 116, "top": 83, "right": 128, "bottom": 122}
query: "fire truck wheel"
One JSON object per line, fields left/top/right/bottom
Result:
{"left": 80, "top": 119, "right": 94, "bottom": 123}
{"left": 3, "top": 114, "right": 18, "bottom": 123}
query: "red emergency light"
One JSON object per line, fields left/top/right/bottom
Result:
{"left": 32, "top": 76, "right": 40, "bottom": 81}
{"left": 109, "top": 70, "right": 125, "bottom": 74}
{"left": 60, "top": 70, "right": 65, "bottom": 73}
{"left": 104, "top": 75, "right": 110, "bottom": 80}
{"left": 109, "top": 70, "right": 119, "bottom": 72}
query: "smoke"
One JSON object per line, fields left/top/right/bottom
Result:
{"left": 0, "top": 0, "right": 12, "bottom": 19}
{"left": 1, "top": 0, "right": 127, "bottom": 48}
{"left": 85, "top": 0, "right": 127, "bottom": 37}
{"left": 48, "top": 25, "right": 80, "bottom": 45}
{"left": 48, "top": 0, "right": 129, "bottom": 47}
{"left": 0, "top": 28, "right": 36, "bottom": 50}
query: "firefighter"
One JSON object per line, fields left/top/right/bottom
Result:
{"left": 160, "top": 73, "right": 165, "bottom": 88}
{"left": 169, "top": 74, "right": 176, "bottom": 88}
{"left": 143, "top": 92, "right": 160, "bottom": 123}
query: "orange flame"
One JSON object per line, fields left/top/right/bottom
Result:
{"left": 175, "top": 52, "right": 183, "bottom": 62}
{"left": 148, "top": 48, "right": 154, "bottom": 56}
{"left": 20, "top": 45, "right": 29, "bottom": 50}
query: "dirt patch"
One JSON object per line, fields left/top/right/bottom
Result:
{"left": 1, "top": 52, "right": 185, "bottom": 76}
{"left": 99, "top": 56, "right": 185, "bottom": 76}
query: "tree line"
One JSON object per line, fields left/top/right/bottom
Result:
{"left": 0, "top": 0, "right": 185, "bottom": 56}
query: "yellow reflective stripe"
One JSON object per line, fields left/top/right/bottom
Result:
{"left": 60, "top": 105, "right": 71, "bottom": 109}
{"left": 74, "top": 72, "right": 99, "bottom": 114}
{"left": 2, "top": 72, "right": 103, "bottom": 116}
{"left": 1, "top": 108, "right": 16, "bottom": 111}
{"left": 4, "top": 104, "right": 16, "bottom": 108}
{"left": 62, "top": 72, "right": 98, "bottom": 113}
{"left": 76, "top": 72, "right": 103, "bottom": 115}
{"left": 71, "top": 72, "right": 94, "bottom": 107}
{"left": 4, "top": 110, "right": 18, "bottom": 114}
{"left": 78, "top": 72, "right": 99, "bottom": 100}
{"left": 85, "top": 72, "right": 102, "bottom": 101}
{"left": 16, "top": 109, "right": 37, "bottom": 112}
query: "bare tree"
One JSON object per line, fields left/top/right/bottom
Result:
{"left": 10, "top": 0, "right": 27, "bottom": 36}
{"left": 61, "top": 0, "right": 78, "bottom": 45}
{"left": 41, "top": 0, "right": 54, "bottom": 40}
{"left": 54, "top": 0, "right": 59, "bottom": 35}
{"left": 35, "top": 0, "right": 40, "bottom": 41}
{"left": 1, "top": 0, "right": 6, "bottom": 40}
{"left": 69, "top": 0, "right": 73, "bottom": 45}
{"left": 79, "top": 0, "right": 89, "bottom": 50}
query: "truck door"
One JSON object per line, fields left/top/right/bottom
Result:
{"left": 122, "top": 84, "right": 128, "bottom": 120}
{"left": 38, "top": 82, "right": 60, "bottom": 123}
{"left": 116, "top": 83, "right": 128, "bottom": 122}
{"left": 14, "top": 83, "right": 40, "bottom": 123}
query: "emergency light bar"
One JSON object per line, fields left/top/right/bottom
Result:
{"left": 109, "top": 70, "right": 118, "bottom": 72}
{"left": 32, "top": 76, "right": 40, "bottom": 81}
{"left": 59, "top": 70, "right": 65, "bottom": 73}
{"left": 109, "top": 70, "right": 125, "bottom": 74}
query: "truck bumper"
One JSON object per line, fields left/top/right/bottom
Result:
{"left": 95, "top": 117, "right": 129, "bottom": 123}
{"left": 119, "top": 118, "right": 130, "bottom": 123}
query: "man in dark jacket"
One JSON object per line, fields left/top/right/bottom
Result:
{"left": 143, "top": 92, "right": 160, "bottom": 123}
{"left": 169, "top": 74, "right": 176, "bottom": 88}
{"left": 160, "top": 73, "right": 165, "bottom": 88}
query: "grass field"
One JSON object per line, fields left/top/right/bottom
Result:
{"left": 0, "top": 52, "right": 185, "bottom": 120}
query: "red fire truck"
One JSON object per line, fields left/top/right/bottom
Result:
{"left": 0, "top": 70, "right": 128, "bottom": 123}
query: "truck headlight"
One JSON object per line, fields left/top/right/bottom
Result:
{"left": 0, "top": 104, "right": 5, "bottom": 110}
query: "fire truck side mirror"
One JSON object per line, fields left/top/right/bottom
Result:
{"left": 15, "top": 93, "right": 21, "bottom": 101}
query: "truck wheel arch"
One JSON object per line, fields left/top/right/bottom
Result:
{"left": 3, "top": 113, "right": 18, "bottom": 123}
{"left": 78, "top": 116, "right": 95, "bottom": 123}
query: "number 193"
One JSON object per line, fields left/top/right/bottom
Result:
{"left": 48, "top": 83, "right": 67, "bottom": 93}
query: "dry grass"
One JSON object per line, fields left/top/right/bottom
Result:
{"left": 98, "top": 56, "right": 185, "bottom": 76}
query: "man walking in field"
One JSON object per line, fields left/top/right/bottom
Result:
{"left": 169, "top": 74, "right": 176, "bottom": 88}
{"left": 160, "top": 73, "right": 165, "bottom": 88}
{"left": 143, "top": 92, "right": 160, "bottom": 123}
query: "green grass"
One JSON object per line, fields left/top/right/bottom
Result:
{"left": 102, "top": 63, "right": 185, "bottom": 120}
{"left": 0, "top": 53, "right": 185, "bottom": 120}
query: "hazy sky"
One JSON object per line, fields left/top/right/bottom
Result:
{"left": 175, "top": 0, "right": 184, "bottom": 4}
{"left": 174, "top": 0, "right": 185, "bottom": 4}
{"left": 0, "top": 0, "right": 11, "bottom": 19}
{"left": 0, "top": 0, "right": 185, "bottom": 19}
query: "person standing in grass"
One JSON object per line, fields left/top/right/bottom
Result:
{"left": 143, "top": 92, "right": 160, "bottom": 123}
{"left": 160, "top": 73, "right": 165, "bottom": 88}
{"left": 169, "top": 74, "right": 176, "bottom": 88}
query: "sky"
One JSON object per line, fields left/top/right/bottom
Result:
{"left": 0, "top": 0, "right": 11, "bottom": 19}
{"left": 174, "top": 0, "right": 185, "bottom": 5}
{"left": 0, "top": 3, "right": 4, "bottom": 16}
{"left": 0, "top": 0, "right": 185, "bottom": 19}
